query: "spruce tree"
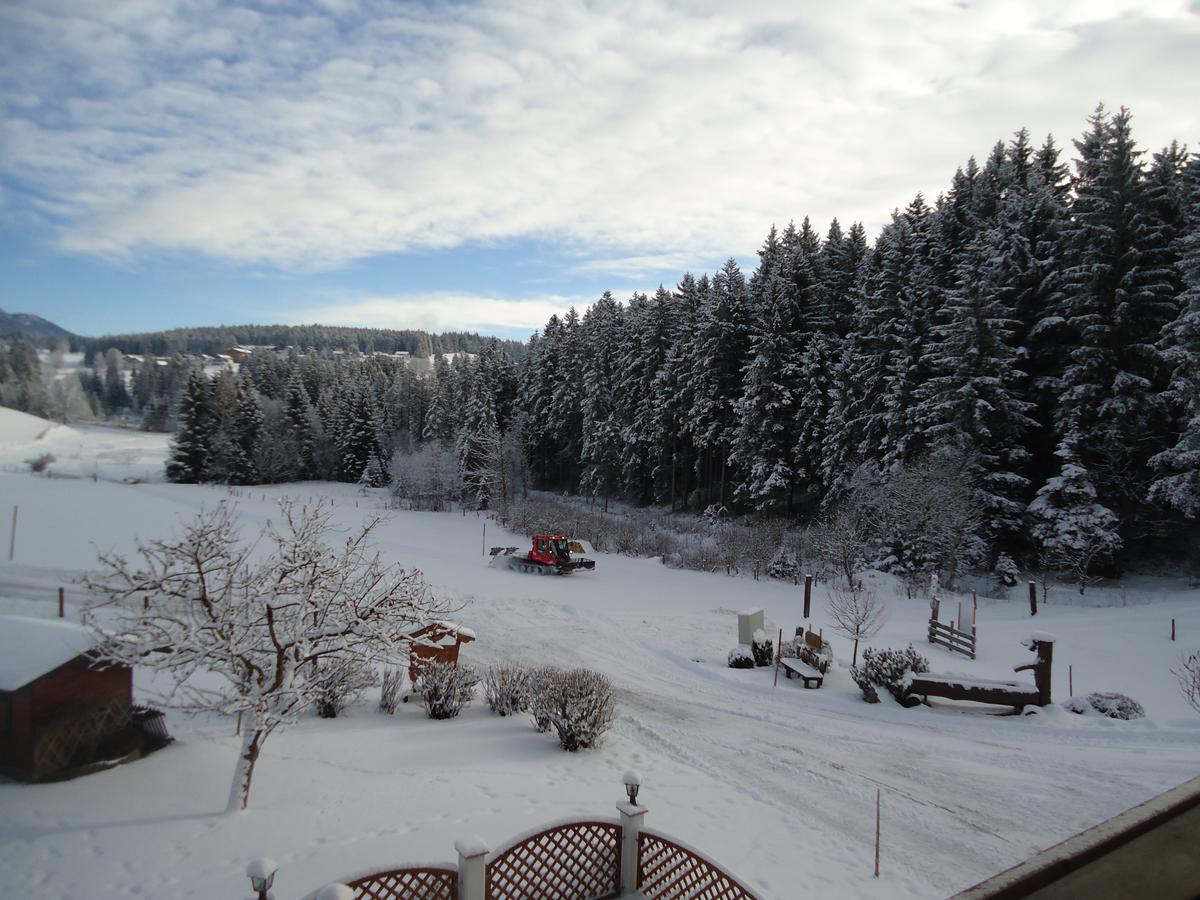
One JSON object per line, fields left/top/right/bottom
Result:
{"left": 165, "top": 368, "right": 211, "bottom": 483}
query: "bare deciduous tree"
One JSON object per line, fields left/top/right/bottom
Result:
{"left": 1174, "top": 652, "right": 1200, "bottom": 715}
{"left": 815, "top": 504, "right": 873, "bottom": 590}
{"left": 826, "top": 587, "right": 887, "bottom": 666}
{"left": 83, "top": 498, "right": 452, "bottom": 811}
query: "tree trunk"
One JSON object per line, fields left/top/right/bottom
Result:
{"left": 226, "top": 716, "right": 266, "bottom": 813}
{"left": 852, "top": 637, "right": 860, "bottom": 668}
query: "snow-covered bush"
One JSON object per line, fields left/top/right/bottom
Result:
{"left": 751, "top": 629, "right": 774, "bottom": 667}
{"left": 994, "top": 553, "right": 1020, "bottom": 588}
{"left": 314, "top": 657, "right": 378, "bottom": 719}
{"left": 727, "top": 645, "right": 755, "bottom": 669}
{"left": 767, "top": 544, "right": 800, "bottom": 581}
{"left": 418, "top": 661, "right": 480, "bottom": 720}
{"left": 532, "top": 668, "right": 615, "bottom": 751}
{"left": 378, "top": 667, "right": 403, "bottom": 715}
{"left": 484, "top": 663, "right": 531, "bottom": 716}
{"left": 24, "top": 452, "right": 54, "bottom": 473}
{"left": 1063, "top": 692, "right": 1145, "bottom": 720}
{"left": 527, "top": 666, "right": 561, "bottom": 732}
{"left": 850, "top": 645, "right": 929, "bottom": 704}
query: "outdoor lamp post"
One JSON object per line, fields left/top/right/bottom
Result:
{"left": 246, "top": 857, "right": 278, "bottom": 900}
{"left": 623, "top": 769, "right": 642, "bottom": 805}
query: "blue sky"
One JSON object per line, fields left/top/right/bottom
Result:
{"left": 2, "top": 1, "right": 1198, "bottom": 341}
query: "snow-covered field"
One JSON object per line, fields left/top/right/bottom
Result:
{"left": 1, "top": 406, "right": 1199, "bottom": 900}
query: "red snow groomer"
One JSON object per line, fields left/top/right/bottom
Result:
{"left": 489, "top": 534, "right": 596, "bottom": 575}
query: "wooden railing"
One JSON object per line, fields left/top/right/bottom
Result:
{"left": 929, "top": 599, "right": 976, "bottom": 659}
{"left": 487, "top": 821, "right": 620, "bottom": 900}
{"left": 341, "top": 865, "right": 458, "bottom": 900}
{"left": 639, "top": 830, "right": 757, "bottom": 900}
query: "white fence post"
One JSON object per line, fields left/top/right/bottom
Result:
{"left": 456, "top": 837, "right": 489, "bottom": 900}
{"left": 618, "top": 800, "right": 647, "bottom": 894}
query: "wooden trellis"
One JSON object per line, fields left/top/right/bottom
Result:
{"left": 31, "top": 697, "right": 130, "bottom": 780}
{"left": 486, "top": 821, "right": 621, "bottom": 900}
{"left": 638, "top": 830, "right": 757, "bottom": 900}
{"left": 345, "top": 866, "right": 457, "bottom": 900}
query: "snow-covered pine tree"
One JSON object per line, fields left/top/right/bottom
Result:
{"left": 686, "top": 260, "right": 753, "bottom": 510}
{"left": 284, "top": 368, "right": 317, "bottom": 480}
{"left": 1029, "top": 455, "right": 1123, "bottom": 581}
{"left": 617, "top": 287, "right": 676, "bottom": 504}
{"left": 578, "top": 292, "right": 625, "bottom": 508}
{"left": 730, "top": 268, "right": 802, "bottom": 513}
{"left": 1149, "top": 152, "right": 1200, "bottom": 517}
{"left": 165, "top": 367, "right": 211, "bottom": 483}
{"left": 915, "top": 219, "right": 1038, "bottom": 546}
{"left": 1050, "top": 106, "right": 1179, "bottom": 538}
{"left": 456, "top": 359, "right": 502, "bottom": 509}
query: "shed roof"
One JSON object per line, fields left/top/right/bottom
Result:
{"left": 0, "top": 615, "right": 98, "bottom": 691}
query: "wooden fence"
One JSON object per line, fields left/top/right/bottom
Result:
{"left": 928, "top": 598, "right": 976, "bottom": 659}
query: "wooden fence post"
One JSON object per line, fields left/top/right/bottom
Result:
{"left": 8, "top": 504, "right": 16, "bottom": 561}
{"left": 874, "top": 788, "right": 881, "bottom": 878}
{"left": 773, "top": 628, "right": 782, "bottom": 688}
{"left": 1172, "top": 618, "right": 1176, "bottom": 641}
{"left": 1028, "top": 581, "right": 1038, "bottom": 617}
{"left": 803, "top": 574, "right": 812, "bottom": 620}
{"left": 58, "top": 587, "right": 64, "bottom": 619}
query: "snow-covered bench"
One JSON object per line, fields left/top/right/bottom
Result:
{"left": 780, "top": 657, "right": 824, "bottom": 689}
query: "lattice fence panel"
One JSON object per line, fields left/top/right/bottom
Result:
{"left": 345, "top": 866, "right": 457, "bottom": 900}
{"left": 486, "top": 821, "right": 620, "bottom": 900}
{"left": 639, "top": 831, "right": 757, "bottom": 900}
{"left": 32, "top": 698, "right": 131, "bottom": 779}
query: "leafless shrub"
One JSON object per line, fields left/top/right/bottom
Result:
{"left": 379, "top": 667, "right": 403, "bottom": 715}
{"left": 533, "top": 668, "right": 615, "bottom": 751}
{"left": 418, "top": 661, "right": 480, "bottom": 720}
{"left": 313, "top": 657, "right": 378, "bottom": 719}
{"left": 24, "top": 452, "right": 55, "bottom": 473}
{"left": 1174, "top": 652, "right": 1200, "bottom": 716}
{"left": 526, "top": 666, "right": 560, "bottom": 732}
{"left": 826, "top": 587, "right": 887, "bottom": 667}
{"left": 483, "top": 663, "right": 531, "bottom": 716}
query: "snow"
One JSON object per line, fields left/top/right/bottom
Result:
{"left": 454, "top": 837, "right": 490, "bottom": 858}
{"left": 0, "top": 615, "right": 96, "bottom": 691}
{"left": 1, "top": 413, "right": 1200, "bottom": 899}
{"left": 1029, "top": 630, "right": 1057, "bottom": 643}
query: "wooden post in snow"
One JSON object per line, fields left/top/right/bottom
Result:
{"left": 1069, "top": 664, "right": 1073, "bottom": 697}
{"left": 1172, "top": 618, "right": 1176, "bottom": 641}
{"left": 803, "top": 574, "right": 813, "bottom": 620}
{"left": 873, "top": 787, "right": 883, "bottom": 883}
{"left": 58, "top": 587, "right": 64, "bottom": 619}
{"left": 773, "top": 628, "right": 782, "bottom": 688}
{"left": 1028, "top": 581, "right": 1038, "bottom": 617}
{"left": 8, "top": 504, "right": 16, "bottom": 561}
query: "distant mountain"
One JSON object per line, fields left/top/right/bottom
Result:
{"left": 0, "top": 308, "right": 74, "bottom": 342}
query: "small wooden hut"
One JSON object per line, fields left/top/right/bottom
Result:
{"left": 405, "top": 621, "right": 476, "bottom": 683}
{"left": 0, "top": 616, "right": 133, "bottom": 781}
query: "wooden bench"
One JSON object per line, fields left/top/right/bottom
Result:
{"left": 780, "top": 657, "right": 824, "bottom": 688}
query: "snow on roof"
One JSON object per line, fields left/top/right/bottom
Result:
{"left": 0, "top": 615, "right": 98, "bottom": 691}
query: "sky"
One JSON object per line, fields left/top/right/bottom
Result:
{"left": 1, "top": 0, "right": 1198, "bottom": 342}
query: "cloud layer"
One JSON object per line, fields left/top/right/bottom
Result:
{"left": 2, "top": 0, "right": 1198, "bottom": 279}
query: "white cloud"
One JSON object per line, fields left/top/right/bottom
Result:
{"left": 1, "top": 0, "right": 1197, "bottom": 277}
{"left": 292, "top": 292, "right": 586, "bottom": 335}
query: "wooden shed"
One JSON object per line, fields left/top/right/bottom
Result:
{"left": 405, "top": 621, "right": 476, "bottom": 683}
{"left": 0, "top": 615, "right": 133, "bottom": 781}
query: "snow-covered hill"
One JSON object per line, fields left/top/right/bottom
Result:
{"left": 1, "top": 411, "right": 1198, "bottom": 900}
